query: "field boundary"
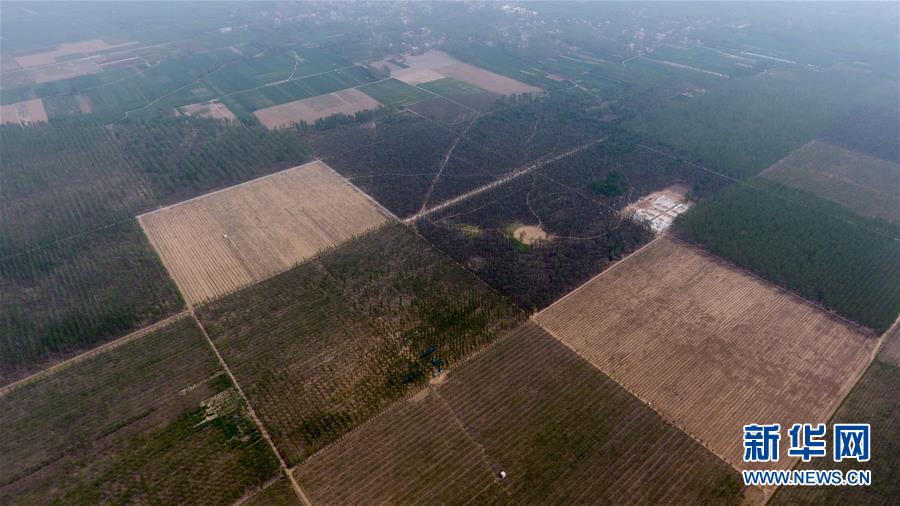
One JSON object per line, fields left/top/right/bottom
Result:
{"left": 191, "top": 310, "right": 313, "bottom": 506}
{"left": 0, "top": 310, "right": 190, "bottom": 398}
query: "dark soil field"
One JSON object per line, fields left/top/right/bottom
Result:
{"left": 195, "top": 224, "right": 524, "bottom": 465}
{"left": 296, "top": 322, "right": 747, "bottom": 504}
{"left": 0, "top": 316, "right": 279, "bottom": 505}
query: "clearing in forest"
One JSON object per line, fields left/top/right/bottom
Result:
{"left": 387, "top": 50, "right": 541, "bottom": 96}
{"left": 534, "top": 237, "right": 880, "bottom": 471}
{"left": 0, "top": 98, "right": 47, "bottom": 125}
{"left": 295, "top": 322, "right": 747, "bottom": 505}
{"left": 139, "top": 160, "right": 390, "bottom": 305}
{"left": 178, "top": 100, "right": 237, "bottom": 121}
{"left": 624, "top": 184, "right": 692, "bottom": 233}
{"left": 761, "top": 140, "right": 900, "bottom": 222}
{"left": 254, "top": 88, "right": 381, "bottom": 129}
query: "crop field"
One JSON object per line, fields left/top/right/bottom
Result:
{"left": 0, "top": 315, "right": 280, "bottom": 505}
{"left": 534, "top": 237, "right": 880, "bottom": 470}
{"left": 254, "top": 88, "right": 382, "bottom": 129}
{"left": 244, "top": 477, "right": 301, "bottom": 506}
{"left": 772, "top": 358, "right": 899, "bottom": 504}
{"left": 675, "top": 179, "right": 900, "bottom": 332}
{"left": 295, "top": 322, "right": 746, "bottom": 504}
{"left": 0, "top": 98, "right": 47, "bottom": 125}
{"left": 761, "top": 140, "right": 900, "bottom": 222}
{"left": 0, "top": 221, "right": 183, "bottom": 386}
{"left": 195, "top": 224, "right": 524, "bottom": 465}
{"left": 357, "top": 78, "right": 434, "bottom": 106}
{"left": 391, "top": 50, "right": 542, "bottom": 96}
{"left": 819, "top": 106, "right": 900, "bottom": 162}
{"left": 1, "top": 118, "right": 308, "bottom": 256}
{"left": 626, "top": 67, "right": 896, "bottom": 178}
{"left": 140, "top": 160, "right": 390, "bottom": 306}
{"left": 0, "top": 118, "right": 308, "bottom": 383}
{"left": 177, "top": 100, "right": 237, "bottom": 121}
{"left": 220, "top": 65, "right": 379, "bottom": 118}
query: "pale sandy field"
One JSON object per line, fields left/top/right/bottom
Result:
{"left": 390, "top": 50, "right": 541, "bottom": 96}
{"left": 14, "top": 39, "right": 134, "bottom": 67}
{"left": 139, "top": 161, "right": 391, "bottom": 305}
{"left": 0, "top": 98, "right": 48, "bottom": 125}
{"left": 534, "top": 237, "right": 880, "bottom": 471}
{"left": 253, "top": 88, "right": 381, "bottom": 129}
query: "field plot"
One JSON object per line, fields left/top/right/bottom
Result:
{"left": 675, "top": 179, "right": 900, "bottom": 332}
{"left": 772, "top": 358, "right": 899, "bottom": 505}
{"left": 0, "top": 98, "right": 47, "bottom": 125}
{"left": 762, "top": 140, "right": 900, "bottom": 222}
{"left": 177, "top": 100, "right": 236, "bottom": 121}
{"left": 196, "top": 224, "right": 523, "bottom": 465}
{"left": 819, "top": 106, "right": 900, "bottom": 162}
{"left": 13, "top": 39, "right": 135, "bottom": 67}
{"left": 140, "top": 160, "right": 390, "bottom": 305}
{"left": 296, "top": 322, "right": 745, "bottom": 504}
{"left": 534, "top": 237, "right": 880, "bottom": 471}
{"left": 0, "top": 221, "right": 183, "bottom": 386}
{"left": 254, "top": 88, "right": 381, "bottom": 129}
{"left": 0, "top": 316, "right": 280, "bottom": 505}
{"left": 388, "top": 50, "right": 541, "bottom": 96}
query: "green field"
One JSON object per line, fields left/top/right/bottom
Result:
{"left": 357, "top": 78, "right": 435, "bottom": 106}
{"left": 0, "top": 316, "right": 280, "bottom": 505}
{"left": 675, "top": 179, "right": 900, "bottom": 332}
{"left": 762, "top": 140, "right": 900, "bottom": 223}
{"left": 626, "top": 67, "right": 897, "bottom": 178}
{"left": 196, "top": 224, "right": 524, "bottom": 465}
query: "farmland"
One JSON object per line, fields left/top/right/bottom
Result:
{"left": 0, "top": 99, "right": 47, "bottom": 125}
{"left": 534, "top": 237, "right": 879, "bottom": 470}
{"left": 195, "top": 224, "right": 523, "bottom": 464}
{"left": 1, "top": 117, "right": 308, "bottom": 382}
{"left": 140, "top": 160, "right": 390, "bottom": 305}
{"left": 253, "top": 88, "right": 382, "bottom": 129}
{"left": 0, "top": 315, "right": 280, "bottom": 505}
{"left": 675, "top": 179, "right": 900, "bottom": 332}
{"left": 295, "top": 322, "right": 746, "bottom": 504}
{"left": 0, "top": 221, "right": 183, "bottom": 386}
{"left": 389, "top": 49, "right": 542, "bottom": 96}
{"left": 626, "top": 67, "right": 897, "bottom": 178}
{"left": 762, "top": 141, "right": 900, "bottom": 223}
{"left": 772, "top": 358, "right": 899, "bottom": 504}
{"left": 819, "top": 106, "right": 900, "bottom": 162}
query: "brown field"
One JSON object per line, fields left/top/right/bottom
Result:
{"left": 877, "top": 318, "right": 900, "bottom": 367}
{"left": 178, "top": 100, "right": 237, "bottom": 121}
{"left": 28, "top": 59, "right": 103, "bottom": 84}
{"left": 390, "top": 50, "right": 541, "bottom": 96}
{"left": 139, "top": 160, "right": 391, "bottom": 305}
{"left": 512, "top": 224, "right": 549, "bottom": 244}
{"left": 253, "top": 88, "right": 381, "bottom": 129}
{"left": 0, "top": 98, "right": 47, "bottom": 125}
{"left": 0, "top": 316, "right": 280, "bottom": 505}
{"left": 761, "top": 140, "right": 900, "bottom": 222}
{"left": 295, "top": 322, "right": 747, "bottom": 505}
{"left": 14, "top": 39, "right": 135, "bottom": 67}
{"left": 534, "top": 237, "right": 880, "bottom": 471}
